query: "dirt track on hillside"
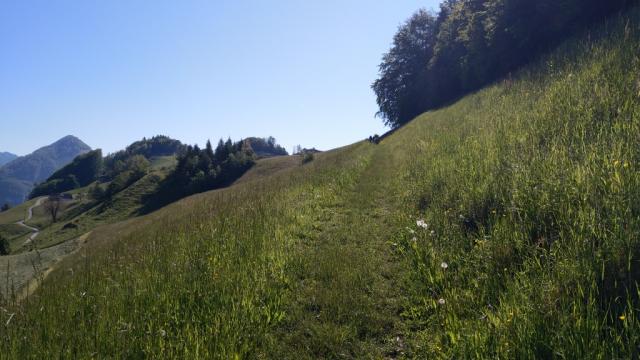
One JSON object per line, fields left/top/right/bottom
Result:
{"left": 15, "top": 197, "right": 45, "bottom": 245}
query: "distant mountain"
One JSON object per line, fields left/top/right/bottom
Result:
{"left": 0, "top": 152, "right": 17, "bottom": 167}
{"left": 0, "top": 136, "right": 91, "bottom": 205}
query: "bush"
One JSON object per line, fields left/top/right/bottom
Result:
{"left": 89, "top": 184, "right": 105, "bottom": 201}
{"left": 302, "top": 152, "right": 314, "bottom": 164}
{"left": 0, "top": 235, "right": 10, "bottom": 255}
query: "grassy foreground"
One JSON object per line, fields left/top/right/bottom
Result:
{"left": 2, "top": 8, "right": 640, "bottom": 359}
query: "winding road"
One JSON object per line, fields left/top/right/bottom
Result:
{"left": 0, "top": 196, "right": 91, "bottom": 301}
{"left": 16, "top": 197, "right": 45, "bottom": 245}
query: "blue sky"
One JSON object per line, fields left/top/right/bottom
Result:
{"left": 0, "top": 0, "right": 441, "bottom": 155}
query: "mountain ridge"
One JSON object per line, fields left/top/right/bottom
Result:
{"left": 0, "top": 152, "right": 17, "bottom": 167}
{"left": 0, "top": 136, "right": 91, "bottom": 205}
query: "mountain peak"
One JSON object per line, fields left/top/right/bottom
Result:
{"left": 0, "top": 136, "right": 92, "bottom": 205}
{"left": 57, "top": 135, "right": 83, "bottom": 143}
{"left": 32, "top": 136, "right": 91, "bottom": 158}
{"left": 52, "top": 135, "right": 90, "bottom": 148}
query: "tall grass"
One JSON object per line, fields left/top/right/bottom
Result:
{"left": 392, "top": 8, "right": 640, "bottom": 358}
{"left": 1, "top": 7, "right": 639, "bottom": 359}
{"left": 0, "top": 141, "right": 377, "bottom": 358}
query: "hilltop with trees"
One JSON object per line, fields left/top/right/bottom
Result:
{"left": 243, "top": 137, "right": 288, "bottom": 158}
{"left": 146, "top": 138, "right": 256, "bottom": 210}
{"left": 0, "top": 135, "right": 284, "bottom": 255}
{"left": 28, "top": 135, "right": 287, "bottom": 204}
{"left": 16, "top": 135, "right": 287, "bottom": 238}
{"left": 103, "top": 135, "right": 185, "bottom": 179}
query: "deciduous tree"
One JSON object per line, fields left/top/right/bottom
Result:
{"left": 44, "top": 197, "right": 62, "bottom": 223}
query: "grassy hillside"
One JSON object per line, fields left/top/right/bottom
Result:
{"left": 1, "top": 8, "right": 640, "bottom": 358}
{"left": 233, "top": 155, "right": 302, "bottom": 185}
{"left": 27, "top": 162, "right": 175, "bottom": 250}
{"left": 0, "top": 198, "right": 40, "bottom": 251}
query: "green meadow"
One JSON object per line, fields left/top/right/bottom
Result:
{"left": 2, "top": 7, "right": 640, "bottom": 359}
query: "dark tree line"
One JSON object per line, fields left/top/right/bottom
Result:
{"left": 139, "top": 138, "right": 255, "bottom": 213}
{"left": 161, "top": 138, "right": 255, "bottom": 199}
{"left": 373, "top": 0, "right": 636, "bottom": 128}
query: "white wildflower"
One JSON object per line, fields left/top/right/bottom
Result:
{"left": 416, "top": 219, "right": 429, "bottom": 229}
{"left": 430, "top": 230, "right": 436, "bottom": 237}
{"left": 438, "top": 298, "right": 446, "bottom": 305}
{"left": 441, "top": 262, "right": 448, "bottom": 270}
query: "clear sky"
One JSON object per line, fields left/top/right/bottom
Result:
{"left": 0, "top": 0, "right": 441, "bottom": 156}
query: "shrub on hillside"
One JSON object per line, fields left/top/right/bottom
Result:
{"left": 89, "top": 183, "right": 106, "bottom": 201}
{"left": 0, "top": 235, "right": 8, "bottom": 255}
{"left": 302, "top": 152, "right": 314, "bottom": 164}
{"left": 0, "top": 235, "right": 11, "bottom": 255}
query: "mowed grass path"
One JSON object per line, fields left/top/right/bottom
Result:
{"left": 273, "top": 144, "right": 411, "bottom": 358}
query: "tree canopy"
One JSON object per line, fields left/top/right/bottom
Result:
{"left": 144, "top": 138, "right": 256, "bottom": 211}
{"left": 243, "top": 137, "right": 288, "bottom": 158}
{"left": 169, "top": 138, "right": 255, "bottom": 196}
{"left": 373, "top": 0, "right": 635, "bottom": 128}
{"left": 104, "top": 135, "right": 184, "bottom": 178}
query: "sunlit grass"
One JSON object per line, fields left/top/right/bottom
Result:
{"left": 1, "top": 7, "right": 640, "bottom": 359}
{"left": 391, "top": 8, "right": 640, "bottom": 358}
